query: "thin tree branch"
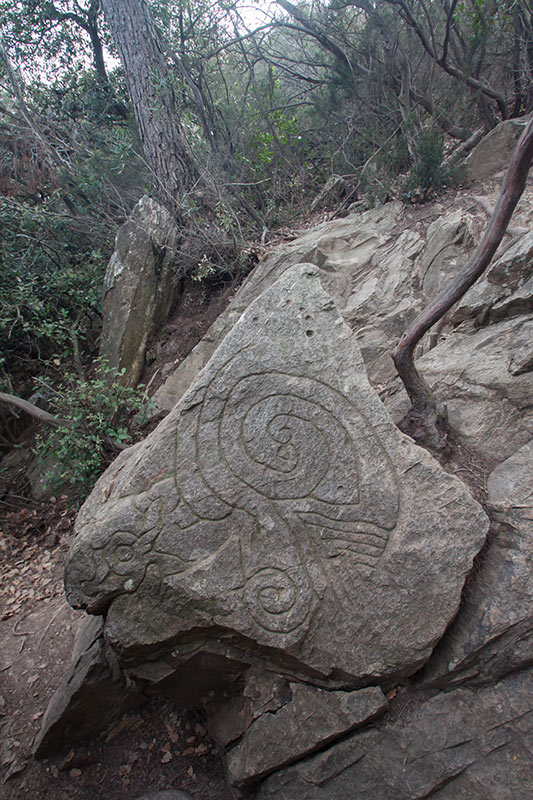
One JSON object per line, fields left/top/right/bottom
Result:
{"left": 0, "top": 392, "right": 128, "bottom": 451}
{"left": 0, "top": 392, "right": 74, "bottom": 429}
{"left": 392, "top": 116, "right": 533, "bottom": 448}
{"left": 382, "top": 0, "right": 508, "bottom": 118}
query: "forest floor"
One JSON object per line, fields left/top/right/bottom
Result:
{"left": 0, "top": 500, "right": 233, "bottom": 800}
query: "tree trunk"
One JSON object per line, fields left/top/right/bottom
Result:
{"left": 87, "top": 19, "right": 109, "bottom": 83}
{"left": 100, "top": 0, "right": 204, "bottom": 220}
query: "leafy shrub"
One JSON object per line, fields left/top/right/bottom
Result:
{"left": 0, "top": 197, "right": 107, "bottom": 370}
{"left": 402, "top": 127, "right": 454, "bottom": 201}
{"left": 0, "top": 72, "right": 145, "bottom": 377}
{"left": 34, "top": 360, "right": 153, "bottom": 500}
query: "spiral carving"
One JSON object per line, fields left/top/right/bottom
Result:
{"left": 221, "top": 375, "right": 334, "bottom": 500}
{"left": 177, "top": 358, "right": 399, "bottom": 637}
{"left": 244, "top": 567, "right": 310, "bottom": 633}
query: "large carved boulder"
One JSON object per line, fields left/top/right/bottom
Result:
{"left": 64, "top": 265, "right": 487, "bottom": 787}
{"left": 100, "top": 196, "right": 180, "bottom": 386}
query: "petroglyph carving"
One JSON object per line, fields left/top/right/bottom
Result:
{"left": 66, "top": 264, "right": 487, "bottom": 684}
{"left": 175, "top": 357, "right": 400, "bottom": 634}
{"left": 72, "top": 350, "right": 399, "bottom": 634}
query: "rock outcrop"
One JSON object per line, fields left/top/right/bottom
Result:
{"left": 100, "top": 196, "right": 180, "bottom": 386}
{"left": 66, "top": 266, "right": 487, "bottom": 687}
{"left": 465, "top": 116, "right": 532, "bottom": 181}
{"left": 256, "top": 669, "right": 533, "bottom": 800}
{"left": 421, "top": 440, "right": 533, "bottom": 688}
{"left": 57, "top": 264, "right": 488, "bottom": 792}
{"left": 33, "top": 616, "right": 144, "bottom": 757}
{"left": 225, "top": 684, "right": 388, "bottom": 789}
{"left": 39, "top": 146, "right": 533, "bottom": 797}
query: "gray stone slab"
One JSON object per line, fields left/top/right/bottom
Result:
{"left": 386, "top": 315, "right": 533, "bottom": 465}
{"left": 257, "top": 669, "right": 533, "bottom": 800}
{"left": 34, "top": 615, "right": 144, "bottom": 757}
{"left": 465, "top": 117, "right": 531, "bottom": 181}
{"left": 100, "top": 196, "right": 180, "bottom": 387}
{"left": 421, "top": 440, "right": 533, "bottom": 687}
{"left": 226, "top": 684, "right": 387, "bottom": 789}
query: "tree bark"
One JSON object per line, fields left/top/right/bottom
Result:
{"left": 100, "top": 0, "right": 204, "bottom": 220}
{"left": 392, "top": 117, "right": 533, "bottom": 449}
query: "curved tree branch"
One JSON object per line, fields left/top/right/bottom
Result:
{"left": 276, "top": 0, "right": 369, "bottom": 78}
{"left": 0, "top": 391, "right": 74, "bottom": 429}
{"left": 0, "top": 392, "right": 127, "bottom": 451}
{"left": 392, "top": 116, "right": 533, "bottom": 449}
{"left": 382, "top": 0, "right": 508, "bottom": 119}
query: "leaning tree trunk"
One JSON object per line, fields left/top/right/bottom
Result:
{"left": 392, "top": 116, "right": 533, "bottom": 450}
{"left": 100, "top": 0, "right": 204, "bottom": 220}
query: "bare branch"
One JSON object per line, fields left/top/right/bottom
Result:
{"left": 0, "top": 392, "right": 74, "bottom": 429}
{"left": 276, "top": 0, "right": 369, "bottom": 78}
{"left": 0, "top": 391, "right": 129, "bottom": 451}
{"left": 392, "top": 117, "right": 533, "bottom": 449}
{"left": 382, "top": 0, "right": 508, "bottom": 118}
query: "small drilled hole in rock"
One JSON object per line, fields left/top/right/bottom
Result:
{"left": 299, "top": 306, "right": 305, "bottom": 312}
{"left": 305, "top": 330, "right": 314, "bottom": 337}
{"left": 305, "top": 315, "right": 313, "bottom": 320}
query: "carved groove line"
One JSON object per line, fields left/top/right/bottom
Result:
{"left": 179, "top": 365, "right": 400, "bottom": 634}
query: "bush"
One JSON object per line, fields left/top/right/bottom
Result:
{"left": 34, "top": 360, "right": 153, "bottom": 500}
{"left": 0, "top": 197, "right": 107, "bottom": 371}
{"left": 402, "top": 127, "right": 454, "bottom": 201}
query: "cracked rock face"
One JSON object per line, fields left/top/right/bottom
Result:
{"left": 225, "top": 683, "right": 388, "bottom": 789}
{"left": 65, "top": 265, "right": 487, "bottom": 692}
{"left": 420, "top": 440, "right": 533, "bottom": 688}
{"left": 257, "top": 668, "right": 533, "bottom": 800}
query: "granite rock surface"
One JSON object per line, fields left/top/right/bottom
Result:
{"left": 66, "top": 265, "right": 487, "bottom": 692}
